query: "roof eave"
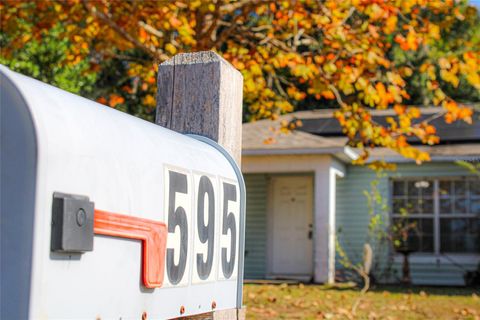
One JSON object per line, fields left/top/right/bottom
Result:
{"left": 367, "top": 154, "right": 480, "bottom": 163}
{"left": 242, "top": 146, "right": 359, "bottom": 162}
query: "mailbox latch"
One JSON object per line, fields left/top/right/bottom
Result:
{"left": 51, "top": 192, "right": 94, "bottom": 253}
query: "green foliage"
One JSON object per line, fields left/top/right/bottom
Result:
{"left": 400, "top": 2, "right": 480, "bottom": 105}
{"left": 92, "top": 51, "right": 157, "bottom": 122}
{"left": 456, "top": 160, "right": 480, "bottom": 177}
{"left": 390, "top": 206, "right": 419, "bottom": 251}
{"left": 0, "top": 24, "right": 96, "bottom": 95}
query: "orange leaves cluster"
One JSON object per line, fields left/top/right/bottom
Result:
{"left": 443, "top": 101, "right": 473, "bottom": 124}
{"left": 394, "top": 28, "right": 423, "bottom": 51}
{"left": 97, "top": 94, "right": 124, "bottom": 108}
{"left": 1, "top": 0, "right": 478, "bottom": 163}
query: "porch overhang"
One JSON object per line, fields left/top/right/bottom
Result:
{"left": 241, "top": 153, "right": 347, "bottom": 284}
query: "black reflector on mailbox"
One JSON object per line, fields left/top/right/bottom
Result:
{"left": 51, "top": 192, "right": 94, "bottom": 253}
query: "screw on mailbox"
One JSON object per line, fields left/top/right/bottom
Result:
{"left": 180, "top": 306, "right": 185, "bottom": 315}
{"left": 76, "top": 208, "right": 86, "bottom": 226}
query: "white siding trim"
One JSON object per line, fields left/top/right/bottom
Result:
{"left": 314, "top": 168, "right": 328, "bottom": 283}
{"left": 314, "top": 159, "right": 346, "bottom": 284}
{"left": 327, "top": 167, "right": 342, "bottom": 283}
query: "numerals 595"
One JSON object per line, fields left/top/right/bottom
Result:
{"left": 163, "top": 167, "right": 239, "bottom": 287}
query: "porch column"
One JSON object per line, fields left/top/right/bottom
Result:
{"left": 314, "top": 159, "right": 345, "bottom": 283}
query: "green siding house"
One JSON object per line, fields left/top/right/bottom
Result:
{"left": 241, "top": 108, "right": 480, "bottom": 286}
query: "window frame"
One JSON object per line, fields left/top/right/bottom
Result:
{"left": 390, "top": 176, "right": 480, "bottom": 256}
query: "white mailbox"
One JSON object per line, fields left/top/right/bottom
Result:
{"left": 1, "top": 66, "right": 245, "bottom": 319}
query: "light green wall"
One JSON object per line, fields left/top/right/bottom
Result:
{"left": 244, "top": 174, "right": 268, "bottom": 279}
{"left": 336, "top": 161, "right": 478, "bottom": 286}
{"left": 244, "top": 161, "right": 478, "bottom": 285}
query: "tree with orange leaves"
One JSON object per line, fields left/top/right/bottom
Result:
{"left": 1, "top": 0, "right": 479, "bottom": 163}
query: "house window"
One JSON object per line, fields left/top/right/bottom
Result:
{"left": 392, "top": 178, "right": 480, "bottom": 254}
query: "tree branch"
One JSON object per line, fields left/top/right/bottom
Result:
{"left": 328, "top": 84, "right": 347, "bottom": 107}
{"left": 139, "top": 21, "right": 164, "bottom": 38}
{"left": 81, "top": 0, "right": 169, "bottom": 62}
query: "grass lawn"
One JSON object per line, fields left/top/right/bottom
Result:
{"left": 243, "top": 283, "right": 480, "bottom": 319}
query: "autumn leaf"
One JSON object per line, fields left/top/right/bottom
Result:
{"left": 108, "top": 94, "right": 125, "bottom": 107}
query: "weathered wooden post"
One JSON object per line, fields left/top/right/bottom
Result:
{"left": 156, "top": 51, "right": 245, "bottom": 319}
{"left": 156, "top": 51, "right": 243, "bottom": 164}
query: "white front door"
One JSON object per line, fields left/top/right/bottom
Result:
{"left": 270, "top": 176, "right": 313, "bottom": 277}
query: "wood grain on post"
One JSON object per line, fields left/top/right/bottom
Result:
{"left": 155, "top": 51, "right": 245, "bottom": 320}
{"left": 156, "top": 51, "right": 243, "bottom": 165}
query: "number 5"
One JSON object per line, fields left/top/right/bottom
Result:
{"left": 221, "top": 182, "right": 237, "bottom": 279}
{"left": 166, "top": 170, "right": 189, "bottom": 285}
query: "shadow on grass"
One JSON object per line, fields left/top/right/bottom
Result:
{"left": 369, "top": 284, "right": 479, "bottom": 297}
{"left": 323, "top": 282, "right": 480, "bottom": 297}
{"left": 245, "top": 280, "right": 479, "bottom": 297}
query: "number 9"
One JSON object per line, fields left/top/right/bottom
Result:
{"left": 196, "top": 175, "right": 215, "bottom": 280}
